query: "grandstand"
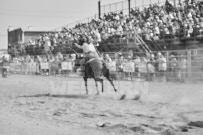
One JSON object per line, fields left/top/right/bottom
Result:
{"left": 7, "top": 0, "right": 203, "bottom": 56}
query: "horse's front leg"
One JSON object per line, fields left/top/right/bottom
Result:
{"left": 106, "top": 76, "right": 117, "bottom": 92}
{"left": 84, "top": 77, "right": 88, "bottom": 95}
{"left": 101, "top": 79, "right": 104, "bottom": 93}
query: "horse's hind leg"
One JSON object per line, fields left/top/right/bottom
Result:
{"left": 106, "top": 77, "right": 117, "bottom": 92}
{"left": 99, "top": 79, "right": 104, "bottom": 93}
{"left": 84, "top": 77, "right": 88, "bottom": 95}
{"left": 95, "top": 78, "right": 104, "bottom": 93}
{"left": 94, "top": 81, "right": 99, "bottom": 95}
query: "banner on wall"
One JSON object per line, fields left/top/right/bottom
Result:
{"left": 40, "top": 62, "right": 49, "bottom": 70}
{"left": 61, "top": 62, "right": 72, "bottom": 70}
{"left": 28, "top": 63, "right": 37, "bottom": 73}
{"left": 138, "top": 62, "right": 147, "bottom": 73}
{"left": 10, "top": 63, "right": 22, "bottom": 72}
{"left": 123, "top": 62, "right": 135, "bottom": 72}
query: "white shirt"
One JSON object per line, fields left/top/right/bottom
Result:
{"left": 158, "top": 57, "right": 167, "bottom": 71}
{"left": 115, "top": 15, "right": 120, "bottom": 20}
{"left": 96, "top": 32, "right": 101, "bottom": 42}
{"left": 81, "top": 43, "right": 96, "bottom": 53}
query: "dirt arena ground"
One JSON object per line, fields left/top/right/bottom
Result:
{"left": 0, "top": 74, "right": 203, "bottom": 135}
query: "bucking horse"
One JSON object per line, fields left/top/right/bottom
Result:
{"left": 82, "top": 58, "right": 117, "bottom": 95}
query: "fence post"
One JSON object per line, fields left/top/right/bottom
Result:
{"left": 174, "top": 0, "right": 176, "bottom": 8}
{"left": 122, "top": 1, "right": 124, "bottom": 11}
{"left": 142, "top": 0, "right": 144, "bottom": 10}
{"left": 98, "top": 0, "right": 101, "bottom": 19}
{"left": 166, "top": 51, "right": 169, "bottom": 79}
{"left": 115, "top": 3, "right": 117, "bottom": 13}
{"left": 187, "top": 50, "right": 191, "bottom": 80}
{"left": 49, "top": 62, "right": 51, "bottom": 76}
{"left": 128, "top": 0, "right": 131, "bottom": 15}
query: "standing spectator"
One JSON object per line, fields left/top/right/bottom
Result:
{"left": 177, "top": 55, "right": 187, "bottom": 82}
{"left": 36, "top": 56, "right": 42, "bottom": 75}
{"left": 168, "top": 55, "right": 178, "bottom": 79}
{"left": 157, "top": 53, "right": 167, "bottom": 80}
{"left": 138, "top": 56, "right": 148, "bottom": 78}
{"left": 133, "top": 55, "right": 141, "bottom": 78}
{"left": 147, "top": 54, "right": 156, "bottom": 81}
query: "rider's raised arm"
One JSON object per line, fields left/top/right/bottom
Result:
{"left": 74, "top": 43, "right": 83, "bottom": 49}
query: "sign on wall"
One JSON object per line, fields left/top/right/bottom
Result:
{"left": 123, "top": 62, "right": 135, "bottom": 72}
{"left": 40, "top": 62, "right": 49, "bottom": 69}
{"left": 61, "top": 62, "right": 73, "bottom": 70}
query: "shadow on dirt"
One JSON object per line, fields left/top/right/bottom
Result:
{"left": 17, "top": 93, "right": 89, "bottom": 99}
{"left": 188, "top": 121, "right": 203, "bottom": 128}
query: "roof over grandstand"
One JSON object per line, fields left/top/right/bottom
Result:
{"left": 8, "top": 27, "right": 58, "bottom": 33}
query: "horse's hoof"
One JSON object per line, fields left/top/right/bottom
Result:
{"left": 120, "top": 94, "right": 126, "bottom": 100}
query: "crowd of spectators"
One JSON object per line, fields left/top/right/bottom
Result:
{"left": 20, "top": 0, "right": 203, "bottom": 56}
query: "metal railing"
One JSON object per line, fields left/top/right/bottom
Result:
{"left": 100, "top": 0, "right": 166, "bottom": 15}
{"left": 2, "top": 49, "right": 203, "bottom": 82}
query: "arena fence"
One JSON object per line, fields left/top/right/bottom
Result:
{"left": 116, "top": 49, "right": 203, "bottom": 82}
{"left": 1, "top": 49, "right": 203, "bottom": 83}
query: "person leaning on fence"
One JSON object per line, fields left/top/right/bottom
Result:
{"left": 147, "top": 54, "right": 156, "bottom": 81}
{"left": 36, "top": 56, "right": 42, "bottom": 75}
{"left": 125, "top": 56, "right": 133, "bottom": 80}
{"left": 41, "top": 56, "right": 49, "bottom": 75}
{"left": 139, "top": 57, "right": 148, "bottom": 78}
{"left": 133, "top": 55, "right": 141, "bottom": 77}
{"left": 61, "top": 55, "right": 71, "bottom": 76}
{"left": 103, "top": 54, "right": 112, "bottom": 69}
{"left": 117, "top": 54, "right": 124, "bottom": 72}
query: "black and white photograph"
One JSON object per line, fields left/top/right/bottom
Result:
{"left": 1, "top": 0, "right": 203, "bottom": 134}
